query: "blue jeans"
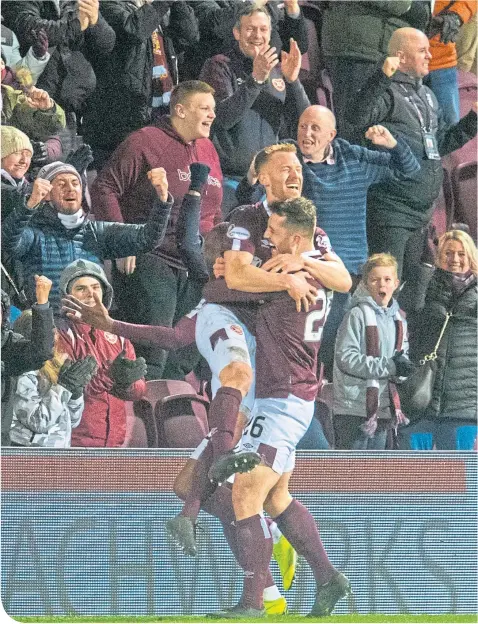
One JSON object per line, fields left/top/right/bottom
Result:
{"left": 398, "top": 417, "right": 477, "bottom": 450}
{"left": 425, "top": 68, "right": 460, "bottom": 126}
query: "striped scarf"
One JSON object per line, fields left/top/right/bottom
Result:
{"left": 358, "top": 303, "right": 410, "bottom": 438}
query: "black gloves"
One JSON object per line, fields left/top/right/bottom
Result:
{"left": 31, "top": 28, "right": 49, "bottom": 59}
{"left": 428, "top": 12, "right": 463, "bottom": 45}
{"left": 58, "top": 356, "right": 98, "bottom": 399}
{"left": 65, "top": 144, "right": 94, "bottom": 176}
{"left": 110, "top": 350, "right": 147, "bottom": 387}
{"left": 392, "top": 351, "right": 417, "bottom": 378}
{"left": 189, "top": 163, "right": 210, "bottom": 194}
{"left": 31, "top": 141, "right": 49, "bottom": 168}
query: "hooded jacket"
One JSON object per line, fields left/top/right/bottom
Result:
{"left": 91, "top": 115, "right": 223, "bottom": 268}
{"left": 2, "top": 192, "right": 172, "bottom": 309}
{"left": 348, "top": 69, "right": 477, "bottom": 227}
{"left": 333, "top": 284, "right": 409, "bottom": 419}
{"left": 408, "top": 268, "right": 477, "bottom": 421}
{"left": 55, "top": 260, "right": 146, "bottom": 447}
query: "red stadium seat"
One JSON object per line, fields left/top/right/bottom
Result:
{"left": 298, "top": 4, "right": 334, "bottom": 110}
{"left": 443, "top": 71, "right": 477, "bottom": 174}
{"left": 451, "top": 161, "right": 477, "bottom": 241}
{"left": 431, "top": 167, "right": 454, "bottom": 237}
{"left": 133, "top": 380, "right": 209, "bottom": 448}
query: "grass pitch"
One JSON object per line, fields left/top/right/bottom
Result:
{"left": 13, "top": 614, "right": 478, "bottom": 623}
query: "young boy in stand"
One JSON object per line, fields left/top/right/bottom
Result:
{"left": 333, "top": 253, "right": 415, "bottom": 449}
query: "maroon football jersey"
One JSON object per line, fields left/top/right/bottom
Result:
{"left": 254, "top": 279, "right": 330, "bottom": 401}
{"left": 204, "top": 202, "right": 333, "bottom": 332}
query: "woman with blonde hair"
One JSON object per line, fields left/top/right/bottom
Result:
{"left": 400, "top": 229, "right": 477, "bottom": 450}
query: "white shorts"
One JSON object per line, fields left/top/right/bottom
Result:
{"left": 238, "top": 395, "right": 315, "bottom": 475}
{"left": 195, "top": 303, "right": 256, "bottom": 414}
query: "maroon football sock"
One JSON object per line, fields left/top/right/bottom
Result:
{"left": 179, "top": 441, "right": 215, "bottom": 520}
{"left": 274, "top": 499, "right": 336, "bottom": 586}
{"left": 208, "top": 386, "right": 242, "bottom": 460}
{"left": 202, "top": 487, "right": 275, "bottom": 589}
{"left": 235, "top": 514, "right": 273, "bottom": 610}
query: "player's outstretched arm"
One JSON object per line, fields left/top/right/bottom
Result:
{"left": 62, "top": 292, "right": 195, "bottom": 349}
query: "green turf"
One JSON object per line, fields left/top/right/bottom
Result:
{"left": 13, "top": 614, "right": 478, "bottom": 624}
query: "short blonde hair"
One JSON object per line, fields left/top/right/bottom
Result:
{"left": 254, "top": 143, "right": 297, "bottom": 175}
{"left": 362, "top": 253, "right": 398, "bottom": 283}
{"left": 437, "top": 229, "right": 478, "bottom": 275}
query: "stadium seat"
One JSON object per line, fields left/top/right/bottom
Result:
{"left": 133, "top": 380, "right": 209, "bottom": 448}
{"left": 451, "top": 161, "right": 477, "bottom": 241}
{"left": 431, "top": 167, "right": 454, "bottom": 236}
{"left": 442, "top": 71, "right": 477, "bottom": 174}
{"left": 298, "top": 4, "right": 334, "bottom": 110}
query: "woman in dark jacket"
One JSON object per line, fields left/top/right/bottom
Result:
{"left": 83, "top": 0, "right": 199, "bottom": 169}
{"left": 400, "top": 229, "right": 477, "bottom": 450}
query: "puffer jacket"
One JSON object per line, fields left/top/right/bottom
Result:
{"left": 2, "top": 194, "right": 173, "bottom": 309}
{"left": 408, "top": 268, "right": 477, "bottom": 421}
{"left": 333, "top": 284, "right": 409, "bottom": 419}
{"left": 1, "top": 290, "right": 55, "bottom": 445}
{"left": 10, "top": 372, "right": 84, "bottom": 448}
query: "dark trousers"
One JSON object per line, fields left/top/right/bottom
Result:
{"left": 367, "top": 221, "right": 434, "bottom": 314}
{"left": 334, "top": 414, "right": 389, "bottom": 450}
{"left": 112, "top": 253, "right": 203, "bottom": 380}
{"left": 324, "top": 57, "right": 378, "bottom": 141}
{"left": 319, "top": 290, "right": 351, "bottom": 380}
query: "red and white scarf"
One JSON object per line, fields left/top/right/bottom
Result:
{"left": 358, "top": 303, "right": 410, "bottom": 438}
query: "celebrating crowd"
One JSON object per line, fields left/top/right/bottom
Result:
{"left": 1, "top": 1, "right": 477, "bottom": 616}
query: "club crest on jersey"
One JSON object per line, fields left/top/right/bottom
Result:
{"left": 272, "top": 78, "right": 285, "bottom": 92}
{"left": 315, "top": 233, "right": 330, "bottom": 252}
{"left": 104, "top": 332, "right": 118, "bottom": 344}
{"left": 227, "top": 224, "right": 250, "bottom": 240}
{"left": 229, "top": 324, "right": 244, "bottom": 335}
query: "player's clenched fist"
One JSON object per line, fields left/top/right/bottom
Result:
{"left": 147, "top": 167, "right": 168, "bottom": 202}
{"left": 382, "top": 56, "right": 400, "bottom": 78}
{"left": 27, "top": 177, "right": 52, "bottom": 209}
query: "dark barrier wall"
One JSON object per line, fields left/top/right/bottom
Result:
{"left": 1, "top": 449, "right": 476, "bottom": 618}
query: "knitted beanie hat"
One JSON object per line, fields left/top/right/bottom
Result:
{"left": 37, "top": 162, "right": 82, "bottom": 187}
{"left": 1, "top": 126, "right": 33, "bottom": 159}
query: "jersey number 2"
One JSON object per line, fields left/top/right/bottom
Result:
{"left": 304, "top": 291, "right": 328, "bottom": 342}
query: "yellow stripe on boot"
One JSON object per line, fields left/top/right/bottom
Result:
{"left": 264, "top": 596, "right": 288, "bottom": 615}
{"left": 272, "top": 534, "right": 297, "bottom": 591}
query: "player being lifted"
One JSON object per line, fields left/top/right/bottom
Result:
{"left": 63, "top": 196, "right": 352, "bottom": 618}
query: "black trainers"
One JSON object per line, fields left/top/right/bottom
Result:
{"left": 165, "top": 515, "right": 197, "bottom": 556}
{"left": 206, "top": 603, "right": 265, "bottom": 619}
{"left": 307, "top": 572, "right": 352, "bottom": 617}
{"left": 208, "top": 450, "right": 261, "bottom": 484}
